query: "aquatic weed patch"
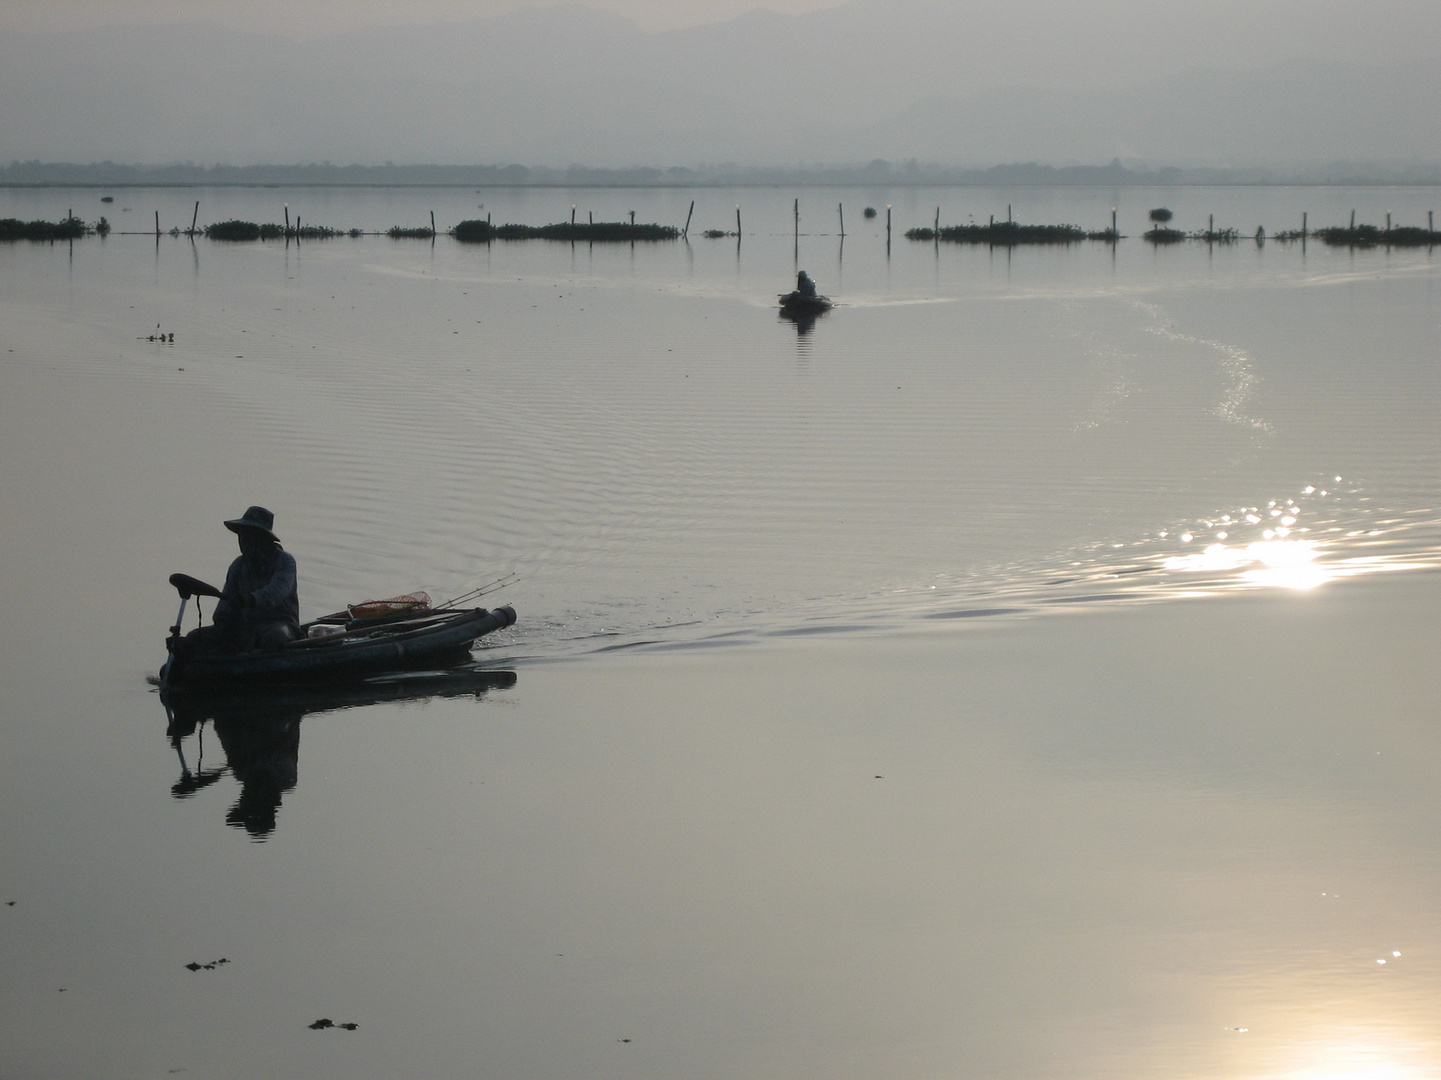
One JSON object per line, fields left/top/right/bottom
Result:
{"left": 907, "top": 222, "right": 1115, "bottom": 244}
{"left": 0, "top": 216, "right": 89, "bottom": 241}
{"left": 451, "top": 219, "right": 679, "bottom": 243}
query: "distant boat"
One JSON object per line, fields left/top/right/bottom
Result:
{"left": 778, "top": 290, "right": 833, "bottom": 315}
{"left": 101, "top": 196, "right": 114, "bottom": 203}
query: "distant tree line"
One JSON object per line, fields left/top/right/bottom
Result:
{"left": 3, "top": 158, "right": 1439, "bottom": 188}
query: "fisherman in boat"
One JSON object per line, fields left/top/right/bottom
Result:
{"left": 182, "top": 506, "right": 300, "bottom": 655}
{"left": 796, "top": 270, "right": 818, "bottom": 298}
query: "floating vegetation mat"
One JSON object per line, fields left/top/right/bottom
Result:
{"left": 0, "top": 216, "right": 90, "bottom": 241}
{"left": 451, "top": 219, "right": 679, "bottom": 243}
{"left": 1315, "top": 225, "right": 1441, "bottom": 248}
{"left": 205, "top": 220, "right": 346, "bottom": 241}
{"left": 907, "top": 222, "right": 1117, "bottom": 244}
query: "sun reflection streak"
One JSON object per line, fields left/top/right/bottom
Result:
{"left": 1163, "top": 539, "right": 1331, "bottom": 590}
{"left": 1270, "top": 1030, "right": 1436, "bottom": 1080}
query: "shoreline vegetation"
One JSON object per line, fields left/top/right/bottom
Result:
{"left": 3, "top": 214, "right": 1436, "bottom": 248}
{"left": 5, "top": 160, "right": 1441, "bottom": 190}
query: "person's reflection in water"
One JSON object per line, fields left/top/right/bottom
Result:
{"left": 212, "top": 704, "right": 301, "bottom": 838}
{"left": 166, "top": 696, "right": 301, "bottom": 839}
{"left": 161, "top": 670, "right": 518, "bottom": 838}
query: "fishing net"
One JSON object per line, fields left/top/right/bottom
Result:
{"left": 347, "top": 591, "right": 432, "bottom": 621}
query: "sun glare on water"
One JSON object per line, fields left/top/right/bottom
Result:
{"left": 1163, "top": 538, "right": 1332, "bottom": 591}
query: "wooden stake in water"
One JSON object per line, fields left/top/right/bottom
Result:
{"left": 190, "top": 201, "right": 200, "bottom": 235}
{"left": 155, "top": 211, "right": 161, "bottom": 238}
{"left": 431, "top": 210, "right": 436, "bottom": 236}
{"left": 1302, "top": 211, "right": 1308, "bottom": 237}
{"left": 794, "top": 198, "right": 799, "bottom": 241}
{"left": 1350, "top": 209, "right": 1356, "bottom": 229}
{"left": 284, "top": 204, "right": 290, "bottom": 234}
{"left": 886, "top": 205, "right": 892, "bottom": 252}
{"left": 837, "top": 203, "right": 844, "bottom": 237}
{"left": 735, "top": 205, "right": 741, "bottom": 237}
{"left": 1111, "top": 207, "right": 1117, "bottom": 237}
{"left": 571, "top": 205, "right": 576, "bottom": 227}
{"left": 683, "top": 200, "right": 694, "bottom": 238}
{"left": 934, "top": 207, "right": 940, "bottom": 234}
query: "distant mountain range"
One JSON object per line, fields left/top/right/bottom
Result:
{"left": 1, "top": 3, "right": 1438, "bottom": 171}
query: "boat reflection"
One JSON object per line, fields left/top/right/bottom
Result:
{"left": 161, "top": 668, "right": 518, "bottom": 839}
{"left": 779, "top": 306, "right": 825, "bottom": 338}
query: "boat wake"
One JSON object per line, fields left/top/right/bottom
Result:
{"left": 486, "top": 476, "right": 1441, "bottom": 662}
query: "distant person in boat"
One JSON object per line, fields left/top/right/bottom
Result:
{"left": 796, "top": 270, "right": 818, "bottom": 297}
{"left": 184, "top": 506, "right": 301, "bottom": 654}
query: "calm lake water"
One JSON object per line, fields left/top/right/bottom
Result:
{"left": 2, "top": 184, "right": 1440, "bottom": 1080}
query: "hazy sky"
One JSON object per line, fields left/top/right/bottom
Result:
{"left": 0, "top": 0, "right": 848, "bottom": 34}
{"left": 2, "top": 0, "right": 1438, "bottom": 166}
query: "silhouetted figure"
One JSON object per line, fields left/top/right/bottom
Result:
{"left": 796, "top": 269, "right": 818, "bottom": 297}
{"left": 183, "top": 506, "right": 300, "bottom": 656}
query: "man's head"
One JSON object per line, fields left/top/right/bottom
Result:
{"left": 224, "top": 506, "right": 280, "bottom": 557}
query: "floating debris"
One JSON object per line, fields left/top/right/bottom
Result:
{"left": 183, "top": 958, "right": 230, "bottom": 972}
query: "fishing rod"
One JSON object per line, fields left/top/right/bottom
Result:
{"left": 438, "top": 573, "right": 517, "bottom": 610}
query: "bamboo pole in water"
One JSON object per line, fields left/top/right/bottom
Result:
{"left": 431, "top": 210, "right": 436, "bottom": 236}
{"left": 683, "top": 200, "right": 694, "bottom": 238}
{"left": 190, "top": 201, "right": 200, "bottom": 235}
{"left": 838, "top": 203, "right": 844, "bottom": 237}
{"left": 155, "top": 211, "right": 160, "bottom": 238}
{"left": 735, "top": 205, "right": 741, "bottom": 236}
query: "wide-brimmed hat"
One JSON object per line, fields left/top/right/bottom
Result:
{"left": 224, "top": 505, "right": 279, "bottom": 541}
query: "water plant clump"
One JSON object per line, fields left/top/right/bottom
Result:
{"left": 452, "top": 219, "right": 679, "bottom": 243}
{"left": 1316, "top": 224, "right": 1440, "bottom": 248}
{"left": 701, "top": 229, "right": 736, "bottom": 238}
{"left": 451, "top": 219, "right": 492, "bottom": 242}
{"left": 206, "top": 220, "right": 264, "bottom": 241}
{"left": 907, "top": 221, "right": 1111, "bottom": 244}
{"left": 387, "top": 226, "right": 435, "bottom": 239}
{"left": 0, "top": 216, "right": 89, "bottom": 241}
{"left": 1143, "top": 227, "right": 1187, "bottom": 244}
{"left": 205, "top": 220, "right": 342, "bottom": 241}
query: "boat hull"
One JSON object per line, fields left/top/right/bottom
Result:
{"left": 161, "top": 605, "right": 515, "bottom": 687}
{"left": 778, "top": 291, "right": 833, "bottom": 315}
